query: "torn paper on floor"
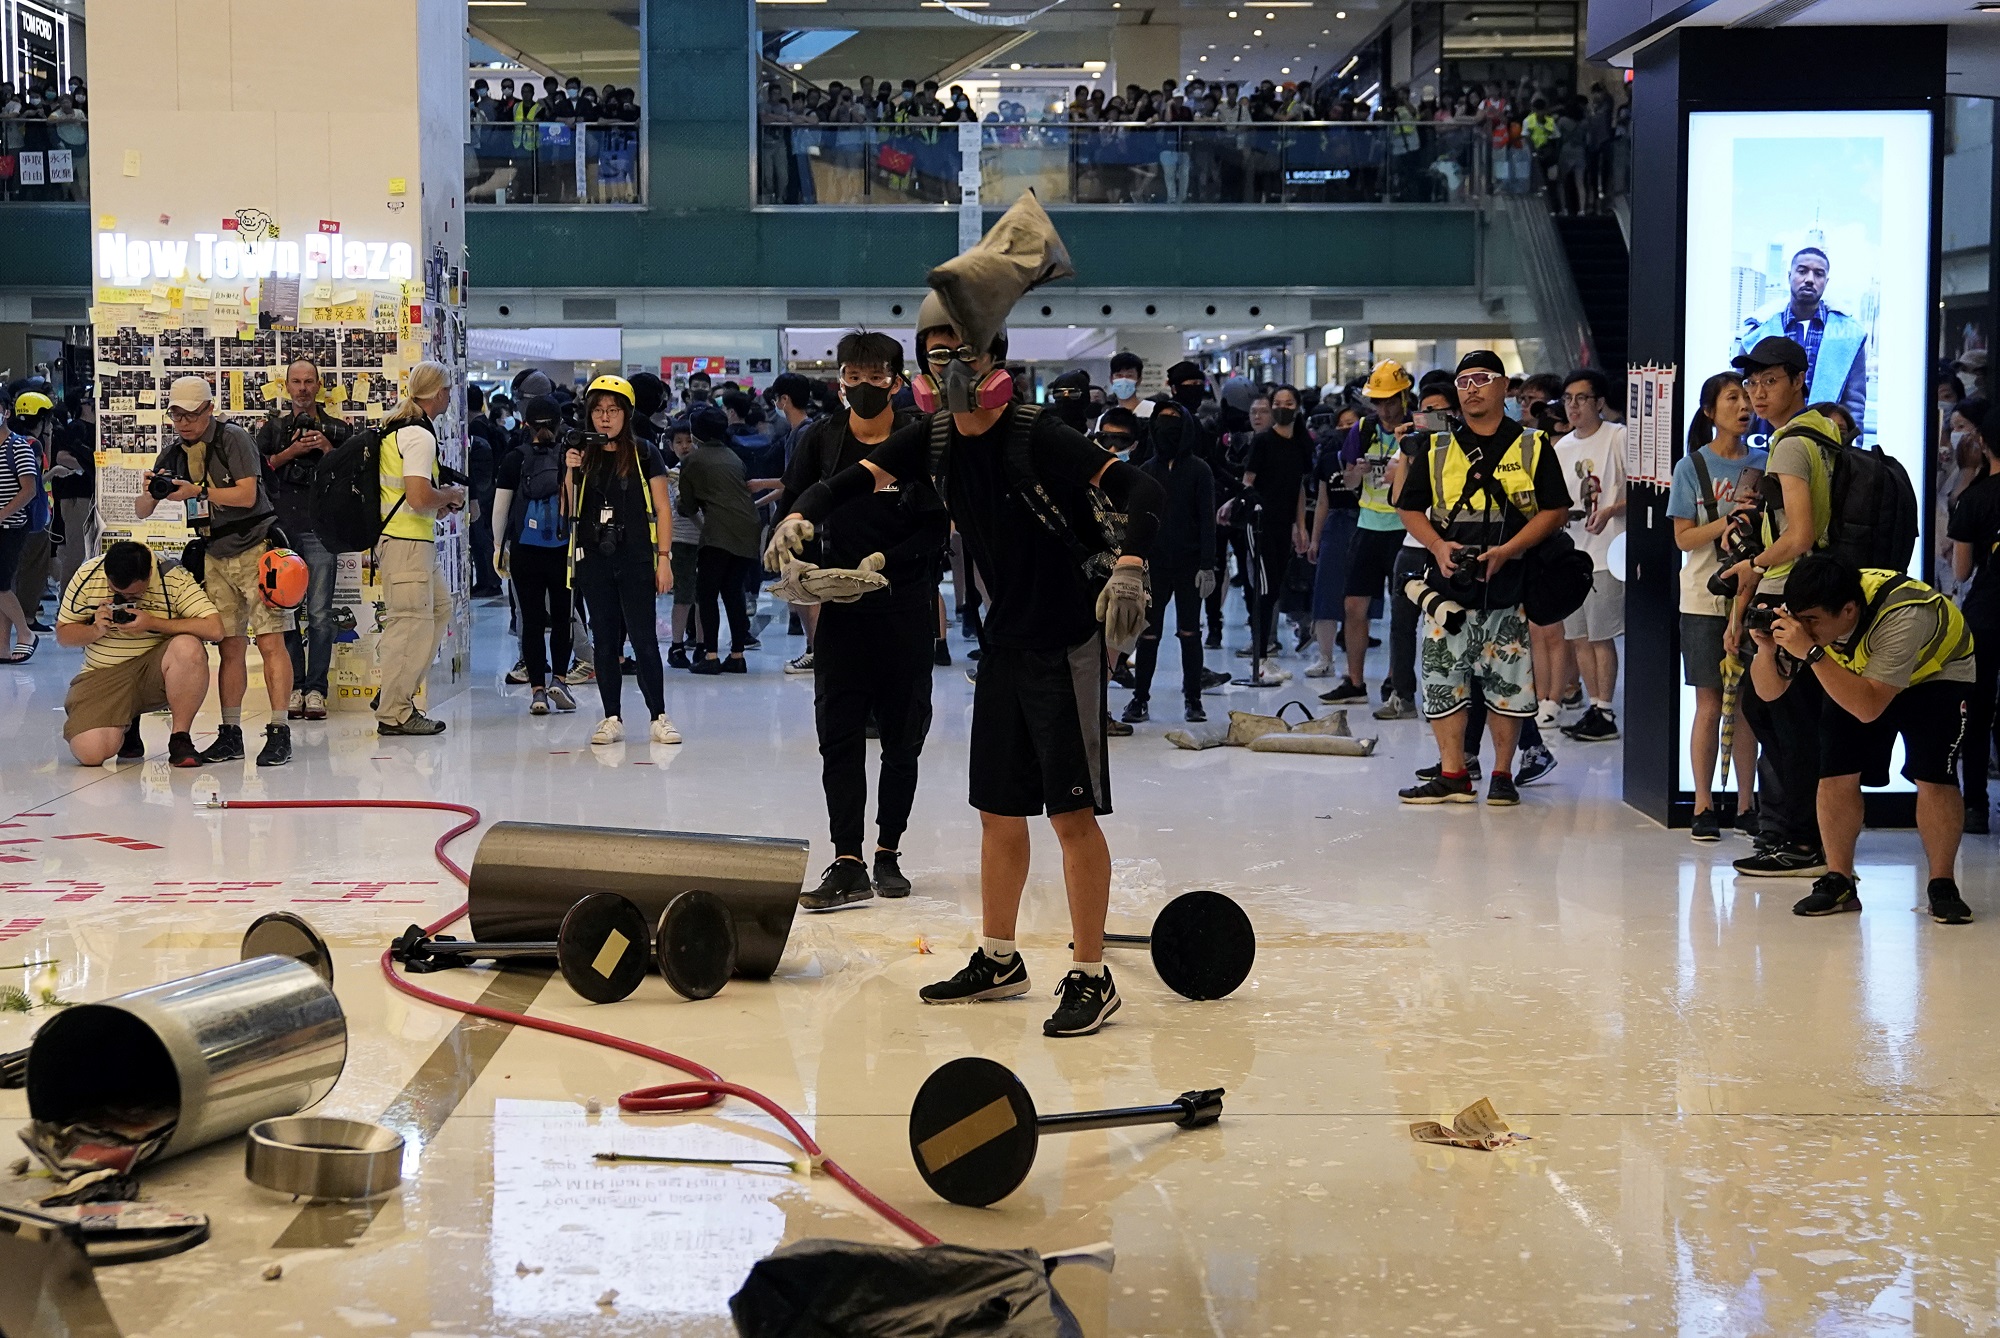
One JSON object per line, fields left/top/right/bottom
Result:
{"left": 1409, "top": 1098, "right": 1529, "bottom": 1150}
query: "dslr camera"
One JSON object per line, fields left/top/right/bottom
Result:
{"left": 1742, "top": 601, "right": 1781, "bottom": 637}
{"left": 1428, "top": 544, "right": 1487, "bottom": 604}
{"left": 109, "top": 593, "right": 140, "bottom": 625}
{"left": 1704, "top": 506, "right": 1766, "bottom": 599}
{"left": 562, "top": 428, "right": 611, "bottom": 453}
{"left": 146, "top": 471, "right": 185, "bottom": 501}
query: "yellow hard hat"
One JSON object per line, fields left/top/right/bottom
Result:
{"left": 1361, "top": 360, "right": 1413, "bottom": 400}
{"left": 586, "top": 374, "right": 635, "bottom": 407}
{"left": 12, "top": 391, "right": 52, "bottom": 418}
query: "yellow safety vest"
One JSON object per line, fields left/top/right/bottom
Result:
{"left": 379, "top": 420, "right": 440, "bottom": 543}
{"left": 1426, "top": 427, "right": 1545, "bottom": 538}
{"left": 1825, "top": 569, "right": 1973, "bottom": 687}
{"left": 1358, "top": 422, "right": 1400, "bottom": 515}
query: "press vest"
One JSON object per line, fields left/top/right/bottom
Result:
{"left": 1358, "top": 422, "right": 1400, "bottom": 515}
{"left": 1426, "top": 427, "right": 1545, "bottom": 542}
{"left": 1826, "top": 569, "right": 1973, "bottom": 687}
{"left": 379, "top": 420, "right": 440, "bottom": 543}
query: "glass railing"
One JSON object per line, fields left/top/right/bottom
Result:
{"left": 466, "top": 120, "right": 643, "bottom": 205}
{"left": 757, "top": 119, "right": 1491, "bottom": 206}
{"left": 0, "top": 116, "right": 89, "bottom": 202}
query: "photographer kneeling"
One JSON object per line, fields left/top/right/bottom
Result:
{"left": 56, "top": 540, "right": 221, "bottom": 766}
{"left": 1396, "top": 351, "right": 1573, "bottom": 806}
{"left": 1750, "top": 553, "right": 1975, "bottom": 924}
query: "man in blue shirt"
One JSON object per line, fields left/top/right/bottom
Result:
{"left": 1735, "top": 247, "right": 1868, "bottom": 429}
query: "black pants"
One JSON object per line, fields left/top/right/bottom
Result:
{"left": 511, "top": 543, "right": 572, "bottom": 689}
{"left": 1739, "top": 652, "right": 1824, "bottom": 849}
{"left": 1133, "top": 563, "right": 1204, "bottom": 706}
{"left": 815, "top": 600, "right": 935, "bottom": 858}
{"left": 573, "top": 547, "right": 664, "bottom": 720}
{"left": 1964, "top": 630, "right": 2000, "bottom": 811}
{"left": 1207, "top": 528, "right": 1236, "bottom": 635}
{"left": 1389, "top": 545, "right": 1429, "bottom": 703}
{"left": 695, "top": 547, "right": 753, "bottom": 655}
{"left": 1251, "top": 526, "right": 1291, "bottom": 655}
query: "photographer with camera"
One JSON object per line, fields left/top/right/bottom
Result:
{"left": 491, "top": 395, "right": 577, "bottom": 716}
{"left": 1748, "top": 553, "right": 1975, "bottom": 924}
{"left": 138, "top": 375, "right": 295, "bottom": 766}
{"left": 373, "top": 361, "right": 466, "bottom": 738}
{"left": 56, "top": 540, "right": 221, "bottom": 767}
{"left": 1395, "top": 351, "right": 1573, "bottom": 806}
{"left": 1668, "top": 371, "right": 1766, "bottom": 840}
{"left": 255, "top": 358, "right": 351, "bottom": 722}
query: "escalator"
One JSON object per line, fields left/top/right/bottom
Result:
{"left": 1553, "top": 214, "right": 1630, "bottom": 377}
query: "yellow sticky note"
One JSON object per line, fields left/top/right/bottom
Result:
{"left": 261, "top": 381, "right": 283, "bottom": 401}
{"left": 136, "top": 409, "right": 162, "bottom": 427}
{"left": 167, "top": 287, "right": 184, "bottom": 309}
{"left": 237, "top": 325, "right": 256, "bottom": 342}
{"left": 186, "top": 285, "right": 212, "bottom": 302}
{"left": 311, "top": 281, "right": 333, "bottom": 302}
{"left": 228, "top": 370, "right": 243, "bottom": 402}
{"left": 97, "top": 214, "right": 116, "bottom": 229}
{"left": 137, "top": 389, "right": 156, "bottom": 407}
{"left": 366, "top": 402, "right": 386, "bottom": 419}
{"left": 122, "top": 149, "right": 140, "bottom": 177}
{"left": 387, "top": 177, "right": 406, "bottom": 195}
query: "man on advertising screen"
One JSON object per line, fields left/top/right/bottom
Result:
{"left": 1735, "top": 246, "right": 1868, "bottom": 428}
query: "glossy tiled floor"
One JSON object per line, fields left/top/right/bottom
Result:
{"left": 4, "top": 592, "right": 1998, "bottom": 1337}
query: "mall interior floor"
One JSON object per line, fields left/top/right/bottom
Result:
{"left": 0, "top": 593, "right": 1993, "bottom": 1336}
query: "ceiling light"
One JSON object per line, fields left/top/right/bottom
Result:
{"left": 1266, "top": 10, "right": 1276, "bottom": 15}
{"left": 1434, "top": 65, "right": 1441, "bottom": 73}
{"left": 1253, "top": 28, "right": 1263, "bottom": 35}
{"left": 1336, "top": 8, "right": 1346, "bottom": 14}
{"left": 1232, "top": 53, "right": 1241, "bottom": 59}
{"left": 1227, "top": 9, "right": 1238, "bottom": 15}
{"left": 1264, "top": 324, "right": 1275, "bottom": 331}
{"left": 1280, "top": 66, "right": 1290, "bottom": 73}
{"left": 1308, "top": 41, "right": 1316, "bottom": 47}
{"left": 1208, "top": 42, "right": 1216, "bottom": 47}
{"left": 793, "top": 62, "right": 805, "bottom": 69}
{"left": 1200, "top": 54, "right": 1209, "bottom": 60}
{"left": 1083, "top": 59, "right": 1106, "bottom": 69}
{"left": 1091, "top": 71, "right": 1101, "bottom": 77}
{"left": 1338, "top": 55, "right": 1357, "bottom": 75}
{"left": 1009, "top": 61, "right": 1021, "bottom": 68}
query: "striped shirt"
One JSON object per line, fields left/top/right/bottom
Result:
{"left": 59, "top": 555, "right": 216, "bottom": 671}
{"left": 0, "top": 431, "right": 37, "bottom": 529}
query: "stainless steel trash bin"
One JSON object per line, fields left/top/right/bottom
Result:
{"left": 26, "top": 953, "right": 347, "bottom": 1164}
{"left": 467, "top": 821, "right": 809, "bottom": 979}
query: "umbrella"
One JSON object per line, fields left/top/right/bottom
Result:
{"left": 1717, "top": 649, "right": 1744, "bottom": 790}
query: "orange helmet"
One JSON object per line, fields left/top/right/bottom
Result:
{"left": 258, "top": 548, "right": 309, "bottom": 609}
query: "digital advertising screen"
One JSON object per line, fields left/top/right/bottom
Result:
{"left": 1676, "top": 108, "right": 1935, "bottom": 797}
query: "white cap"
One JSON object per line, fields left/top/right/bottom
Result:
{"left": 166, "top": 375, "right": 214, "bottom": 411}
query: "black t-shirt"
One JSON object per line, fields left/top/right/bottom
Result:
{"left": 50, "top": 419, "right": 93, "bottom": 501}
{"left": 860, "top": 408, "right": 1118, "bottom": 651}
{"left": 576, "top": 441, "right": 667, "bottom": 558}
{"left": 780, "top": 414, "right": 944, "bottom": 610}
{"left": 1949, "top": 469, "right": 2000, "bottom": 630}
{"left": 1245, "top": 428, "right": 1310, "bottom": 532}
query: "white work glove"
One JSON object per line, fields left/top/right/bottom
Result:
{"left": 1195, "top": 569, "right": 1217, "bottom": 600}
{"left": 1095, "top": 562, "right": 1151, "bottom": 654}
{"left": 764, "top": 515, "right": 816, "bottom": 569}
{"left": 771, "top": 553, "right": 889, "bottom": 606}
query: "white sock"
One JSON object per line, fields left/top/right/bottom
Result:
{"left": 1591, "top": 699, "right": 1615, "bottom": 714}
{"left": 980, "top": 936, "right": 1017, "bottom": 960}
{"left": 1539, "top": 698, "right": 1557, "bottom": 711}
{"left": 1072, "top": 960, "right": 1107, "bottom": 977}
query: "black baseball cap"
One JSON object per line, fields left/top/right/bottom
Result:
{"left": 687, "top": 403, "right": 730, "bottom": 443}
{"left": 1455, "top": 349, "right": 1507, "bottom": 377}
{"left": 522, "top": 395, "right": 560, "bottom": 426}
{"left": 1732, "top": 336, "right": 1808, "bottom": 374}
{"left": 1165, "top": 360, "right": 1205, "bottom": 384}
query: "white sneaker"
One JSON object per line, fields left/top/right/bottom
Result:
{"left": 1534, "top": 699, "right": 1560, "bottom": 728}
{"left": 650, "top": 714, "right": 682, "bottom": 745}
{"left": 1304, "top": 658, "right": 1334, "bottom": 678}
{"left": 287, "top": 689, "right": 305, "bottom": 718}
{"left": 785, "top": 652, "right": 816, "bottom": 675}
{"left": 591, "top": 716, "right": 624, "bottom": 745}
{"left": 302, "top": 690, "right": 327, "bottom": 719}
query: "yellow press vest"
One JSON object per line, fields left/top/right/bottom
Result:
{"left": 379, "top": 421, "right": 440, "bottom": 543}
{"left": 1357, "top": 422, "right": 1399, "bottom": 515}
{"left": 1426, "top": 427, "right": 1545, "bottom": 540}
{"left": 1826, "top": 569, "right": 1973, "bottom": 687}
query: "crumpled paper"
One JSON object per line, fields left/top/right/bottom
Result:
{"left": 1409, "top": 1098, "right": 1528, "bottom": 1150}
{"left": 18, "top": 1107, "right": 177, "bottom": 1181}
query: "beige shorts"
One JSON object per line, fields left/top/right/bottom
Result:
{"left": 64, "top": 641, "right": 172, "bottom": 739}
{"left": 205, "top": 547, "right": 293, "bottom": 638}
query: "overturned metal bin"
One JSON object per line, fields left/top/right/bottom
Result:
{"left": 26, "top": 921, "right": 347, "bottom": 1165}
{"left": 467, "top": 821, "right": 809, "bottom": 979}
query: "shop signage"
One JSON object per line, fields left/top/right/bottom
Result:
{"left": 95, "top": 229, "right": 414, "bottom": 284}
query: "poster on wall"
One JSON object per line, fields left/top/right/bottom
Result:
{"left": 1677, "top": 107, "right": 1935, "bottom": 797}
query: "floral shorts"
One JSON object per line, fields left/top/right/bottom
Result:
{"left": 1420, "top": 604, "right": 1535, "bottom": 720}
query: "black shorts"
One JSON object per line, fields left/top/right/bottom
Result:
{"left": 1818, "top": 675, "right": 1971, "bottom": 788}
{"left": 1344, "top": 525, "right": 1404, "bottom": 601}
{"left": 968, "top": 632, "right": 1111, "bottom": 817}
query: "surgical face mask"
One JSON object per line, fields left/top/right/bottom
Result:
{"left": 1109, "top": 377, "right": 1138, "bottom": 401}
{"left": 1272, "top": 406, "right": 1297, "bottom": 427}
{"left": 844, "top": 381, "right": 892, "bottom": 420}
{"left": 1503, "top": 398, "right": 1523, "bottom": 421}
{"left": 502, "top": 414, "right": 519, "bottom": 431}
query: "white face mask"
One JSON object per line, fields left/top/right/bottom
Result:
{"left": 1110, "top": 378, "right": 1138, "bottom": 400}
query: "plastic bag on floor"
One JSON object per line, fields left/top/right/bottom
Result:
{"left": 730, "top": 1238, "right": 1098, "bottom": 1337}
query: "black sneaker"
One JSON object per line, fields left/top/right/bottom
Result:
{"left": 1486, "top": 772, "right": 1520, "bottom": 806}
{"left": 1515, "top": 744, "right": 1557, "bottom": 786}
{"left": 118, "top": 718, "right": 146, "bottom": 760}
{"left": 1690, "top": 809, "right": 1721, "bottom": 842}
{"left": 1562, "top": 706, "right": 1620, "bottom": 741}
{"left": 1111, "top": 659, "right": 1136, "bottom": 690}
{"left": 1204, "top": 629, "right": 1223, "bottom": 649}
{"left": 1400, "top": 774, "right": 1476, "bottom": 804}
{"left": 1560, "top": 685, "right": 1585, "bottom": 710}
{"left": 668, "top": 643, "right": 691, "bottom": 670}
{"left": 1733, "top": 844, "right": 1828, "bottom": 878}
{"left": 378, "top": 712, "right": 447, "bottom": 736}
{"left": 1106, "top": 717, "right": 1134, "bottom": 736}
{"left": 788, "top": 612, "right": 805, "bottom": 637}
{"left": 722, "top": 655, "right": 748, "bottom": 674}
{"left": 1318, "top": 678, "right": 1367, "bottom": 704}
{"left": 198, "top": 724, "right": 244, "bottom": 763}
{"left": 872, "top": 850, "right": 912, "bottom": 898}
{"left": 1121, "top": 697, "right": 1149, "bottom": 724}
{"left": 1378, "top": 677, "right": 1394, "bottom": 702}
{"left": 1200, "top": 667, "right": 1230, "bottom": 690}
{"left": 1414, "top": 760, "right": 1481, "bottom": 783}
{"left": 920, "top": 948, "right": 1031, "bottom": 1004}
{"left": 1966, "top": 805, "right": 1990, "bottom": 837}
{"left": 800, "top": 858, "right": 874, "bottom": 911}
{"left": 620, "top": 655, "right": 640, "bottom": 676}
{"left": 255, "top": 724, "right": 292, "bottom": 768}
{"left": 1929, "top": 878, "right": 1974, "bottom": 925}
{"left": 1043, "top": 967, "right": 1122, "bottom": 1038}
{"left": 505, "top": 659, "right": 529, "bottom": 685}
{"left": 691, "top": 657, "right": 725, "bottom": 675}
{"left": 168, "top": 731, "right": 201, "bottom": 768}
{"left": 933, "top": 639, "right": 952, "bottom": 667}
{"left": 1792, "top": 871, "right": 1862, "bottom": 917}
{"left": 1185, "top": 700, "right": 1207, "bottom": 723}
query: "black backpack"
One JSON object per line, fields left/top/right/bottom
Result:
{"left": 1791, "top": 421, "right": 1921, "bottom": 572}
{"left": 309, "top": 426, "right": 390, "bottom": 555}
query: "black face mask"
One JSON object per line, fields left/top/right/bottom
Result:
{"left": 1050, "top": 396, "right": 1090, "bottom": 430}
{"left": 1151, "top": 412, "right": 1187, "bottom": 459}
{"left": 688, "top": 388, "right": 710, "bottom": 402}
{"left": 1172, "top": 384, "right": 1206, "bottom": 412}
{"left": 1272, "top": 406, "right": 1297, "bottom": 427}
{"left": 845, "top": 382, "right": 892, "bottom": 420}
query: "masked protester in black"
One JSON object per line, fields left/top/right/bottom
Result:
{"left": 1123, "top": 402, "right": 1216, "bottom": 723}
{"left": 777, "top": 331, "right": 949, "bottom": 911}
{"left": 1046, "top": 368, "right": 1093, "bottom": 436}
